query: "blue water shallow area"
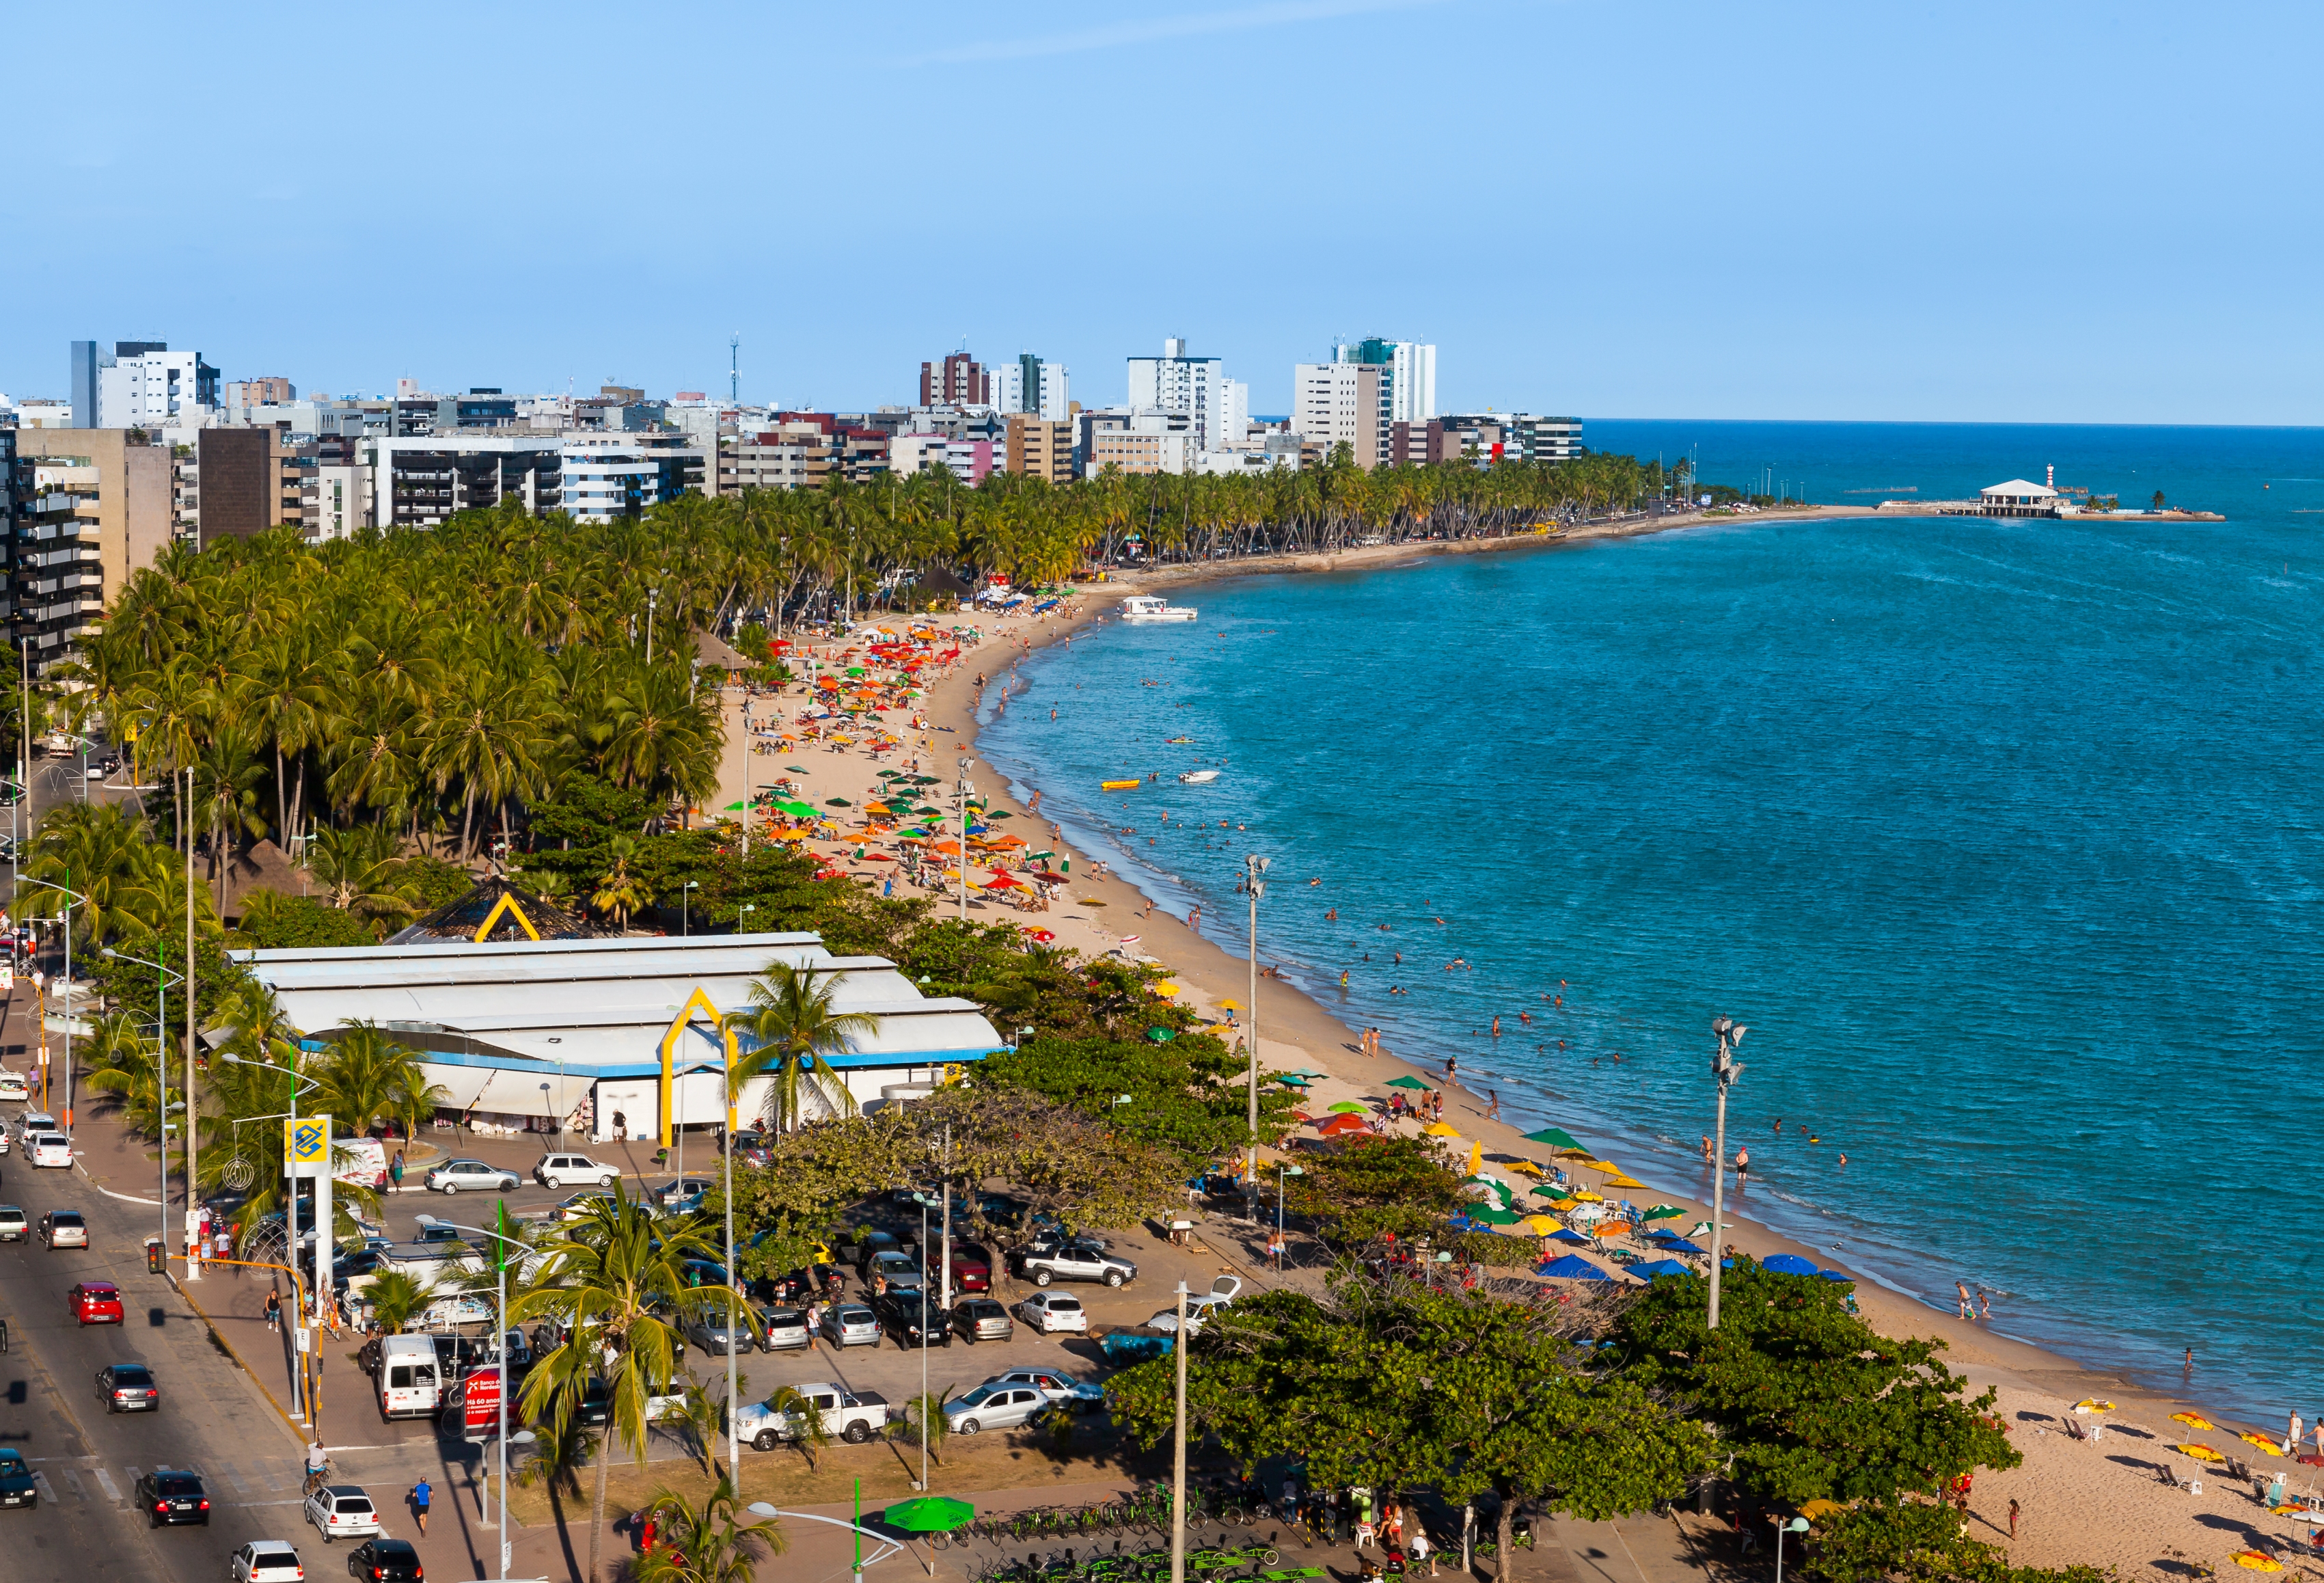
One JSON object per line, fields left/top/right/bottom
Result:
{"left": 976, "top": 421, "right": 2324, "bottom": 1423}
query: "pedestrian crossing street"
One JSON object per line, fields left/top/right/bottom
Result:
{"left": 31, "top": 1452, "right": 314, "bottom": 1509}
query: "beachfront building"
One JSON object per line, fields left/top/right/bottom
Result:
{"left": 1337, "top": 337, "right": 1438, "bottom": 423}
{"left": 1291, "top": 360, "right": 1389, "bottom": 469}
{"left": 994, "top": 355, "right": 1070, "bottom": 422}
{"left": 1127, "top": 338, "right": 1229, "bottom": 452}
{"left": 238, "top": 925, "right": 1005, "bottom": 1146}
{"left": 1977, "top": 478, "right": 2063, "bottom": 517}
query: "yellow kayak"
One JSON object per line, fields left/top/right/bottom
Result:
{"left": 1101, "top": 779, "right": 1142, "bottom": 791}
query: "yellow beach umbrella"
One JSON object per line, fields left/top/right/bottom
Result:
{"left": 1466, "top": 1141, "right": 1484, "bottom": 1178}
{"left": 2232, "top": 1553, "right": 2283, "bottom": 1573}
{"left": 1153, "top": 983, "right": 1181, "bottom": 997}
{"left": 1603, "top": 1175, "right": 1648, "bottom": 1191}
{"left": 1217, "top": 998, "right": 1242, "bottom": 1010}
{"left": 2176, "top": 1443, "right": 2227, "bottom": 1463}
{"left": 2075, "top": 1398, "right": 2116, "bottom": 1414}
{"left": 1423, "top": 1122, "right": 1462, "bottom": 1138}
{"left": 1566, "top": 1189, "right": 1604, "bottom": 1204}
{"left": 1800, "top": 1500, "right": 1848, "bottom": 1521}
{"left": 2171, "top": 1412, "right": 2215, "bottom": 1430}
{"left": 1522, "top": 1215, "right": 1561, "bottom": 1234}
{"left": 2238, "top": 1433, "right": 2284, "bottom": 1456}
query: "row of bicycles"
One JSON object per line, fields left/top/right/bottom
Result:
{"left": 966, "top": 1539, "right": 1313, "bottom": 1583}
{"left": 954, "top": 1485, "right": 1290, "bottom": 1550}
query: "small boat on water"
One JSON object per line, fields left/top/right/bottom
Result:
{"left": 1164, "top": 735, "right": 1193, "bottom": 744}
{"left": 1119, "top": 595, "right": 1197, "bottom": 623}
{"left": 1178, "top": 770, "right": 1220, "bottom": 785}
{"left": 1101, "top": 778, "right": 1143, "bottom": 791}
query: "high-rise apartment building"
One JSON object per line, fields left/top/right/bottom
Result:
{"left": 1291, "top": 361, "right": 1389, "bottom": 469}
{"left": 1126, "top": 338, "right": 1228, "bottom": 452}
{"left": 224, "top": 377, "right": 296, "bottom": 407}
{"left": 920, "top": 353, "right": 991, "bottom": 407}
{"left": 11, "top": 429, "right": 171, "bottom": 668}
{"left": 1003, "top": 416, "right": 1075, "bottom": 484}
{"left": 85, "top": 342, "right": 220, "bottom": 429}
{"left": 994, "top": 354, "right": 1071, "bottom": 422}
{"left": 1438, "top": 414, "right": 1585, "bottom": 463}
{"left": 1339, "top": 337, "right": 1437, "bottom": 423}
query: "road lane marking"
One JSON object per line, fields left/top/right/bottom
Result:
{"left": 59, "top": 1467, "right": 85, "bottom": 1500}
{"left": 31, "top": 1472, "right": 57, "bottom": 1502}
{"left": 92, "top": 1467, "right": 120, "bottom": 1501}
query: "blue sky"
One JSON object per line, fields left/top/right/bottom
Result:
{"left": 5, "top": 1, "right": 2316, "bottom": 424}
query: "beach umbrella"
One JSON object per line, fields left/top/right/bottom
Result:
{"left": 2175, "top": 1444, "right": 2228, "bottom": 1464}
{"left": 861, "top": 852, "right": 894, "bottom": 863}
{"left": 1274, "top": 1074, "right": 1314, "bottom": 1089}
{"left": 1632, "top": 1259, "right": 1695, "bottom": 1280}
{"left": 2075, "top": 1399, "right": 2116, "bottom": 1415}
{"left": 1800, "top": 1501, "right": 1848, "bottom": 1521}
{"left": 1546, "top": 1228, "right": 1591, "bottom": 1246}
{"left": 1566, "top": 1189, "right": 1604, "bottom": 1203}
{"left": 1423, "top": 1122, "right": 1462, "bottom": 1138}
{"left": 722, "top": 800, "right": 750, "bottom": 811}
{"left": 2239, "top": 1433, "right": 2286, "bottom": 1457}
{"left": 787, "top": 765, "right": 810, "bottom": 773}
{"left": 1466, "top": 1141, "right": 1484, "bottom": 1177}
{"left": 1316, "top": 1113, "right": 1368, "bottom": 1137}
{"left": 1531, "top": 1185, "right": 1572, "bottom": 1201}
{"left": 1763, "top": 1254, "right": 1821, "bottom": 1276}
{"left": 1602, "top": 1175, "right": 1647, "bottom": 1191}
{"left": 1641, "top": 1205, "right": 1687, "bottom": 1221}
{"left": 1818, "top": 1269, "right": 1852, "bottom": 1282}
{"left": 1386, "top": 1076, "right": 1432, "bottom": 1091}
{"left": 1649, "top": 1236, "right": 1706, "bottom": 1256}
{"left": 1522, "top": 1215, "right": 1562, "bottom": 1234}
{"left": 1524, "top": 1126, "right": 1587, "bottom": 1152}
{"left": 825, "top": 797, "right": 851, "bottom": 807}
{"left": 884, "top": 1496, "right": 976, "bottom": 1533}
{"left": 2231, "top": 1552, "right": 2284, "bottom": 1573}
{"left": 2171, "top": 1412, "right": 2217, "bottom": 1431}
{"left": 1217, "top": 998, "right": 1242, "bottom": 1010}
{"left": 1327, "top": 1101, "right": 1368, "bottom": 1115}
{"left": 1535, "top": 1254, "right": 1609, "bottom": 1282}
{"left": 1466, "top": 1205, "right": 1523, "bottom": 1226}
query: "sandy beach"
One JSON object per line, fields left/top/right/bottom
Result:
{"left": 700, "top": 506, "right": 2324, "bottom": 1578}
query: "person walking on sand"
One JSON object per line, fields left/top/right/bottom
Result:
{"left": 1486, "top": 1090, "right": 1502, "bottom": 1122}
{"left": 2008, "top": 1499, "right": 2019, "bottom": 1539}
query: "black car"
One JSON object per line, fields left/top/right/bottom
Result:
{"left": 574, "top": 1377, "right": 611, "bottom": 1426}
{"left": 96, "top": 1362, "right": 160, "bottom": 1413}
{"left": 135, "top": 1468, "right": 209, "bottom": 1526}
{"left": 873, "top": 1288, "right": 951, "bottom": 1349}
{"left": 331, "top": 1247, "right": 384, "bottom": 1292}
{"left": 347, "top": 1537, "right": 423, "bottom": 1580}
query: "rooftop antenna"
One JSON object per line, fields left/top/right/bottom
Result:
{"left": 730, "top": 334, "right": 740, "bottom": 405}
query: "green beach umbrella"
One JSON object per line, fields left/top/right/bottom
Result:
{"left": 787, "top": 764, "right": 811, "bottom": 773}
{"left": 1524, "top": 1126, "right": 1587, "bottom": 1152}
{"left": 1464, "top": 1205, "right": 1523, "bottom": 1226}
{"left": 1327, "top": 1101, "right": 1368, "bottom": 1115}
{"left": 1532, "top": 1184, "right": 1572, "bottom": 1200}
{"left": 1386, "top": 1076, "right": 1432, "bottom": 1091}
{"left": 884, "top": 1496, "right": 976, "bottom": 1533}
{"left": 723, "top": 800, "right": 749, "bottom": 811}
{"left": 988, "top": 811, "right": 1013, "bottom": 820}
{"left": 825, "top": 797, "right": 851, "bottom": 807}
{"left": 1643, "top": 1204, "right": 1688, "bottom": 1221}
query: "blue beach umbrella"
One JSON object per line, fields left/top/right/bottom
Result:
{"left": 1648, "top": 1236, "right": 1706, "bottom": 1256}
{"left": 1762, "top": 1254, "right": 1821, "bottom": 1275}
{"left": 1546, "top": 1228, "right": 1592, "bottom": 1246}
{"left": 1534, "top": 1254, "right": 1610, "bottom": 1282}
{"left": 1631, "top": 1259, "right": 1695, "bottom": 1280}
{"left": 1818, "top": 1269, "right": 1854, "bottom": 1282}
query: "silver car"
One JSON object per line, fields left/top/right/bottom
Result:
{"left": 683, "top": 1307, "right": 753, "bottom": 1357}
{"left": 944, "top": 1381, "right": 1049, "bottom": 1436}
{"left": 754, "top": 1305, "right": 811, "bottom": 1352}
{"left": 953, "top": 1297, "right": 1014, "bottom": 1344}
{"left": 820, "top": 1303, "right": 881, "bottom": 1347}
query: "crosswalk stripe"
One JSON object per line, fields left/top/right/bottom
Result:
{"left": 31, "top": 1472, "right": 57, "bottom": 1502}
{"left": 92, "top": 1467, "right": 120, "bottom": 1502}
{"left": 59, "top": 1468, "right": 85, "bottom": 1500}
{"left": 216, "top": 1460, "right": 251, "bottom": 1496}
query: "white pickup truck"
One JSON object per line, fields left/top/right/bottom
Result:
{"left": 730, "top": 1381, "right": 894, "bottom": 1451}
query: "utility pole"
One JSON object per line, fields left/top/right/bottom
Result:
{"left": 183, "top": 765, "right": 199, "bottom": 1281}
{"left": 1242, "top": 854, "right": 1268, "bottom": 1216}
{"left": 1169, "top": 1280, "right": 1190, "bottom": 1583}
{"left": 1708, "top": 1016, "right": 1747, "bottom": 1329}
{"left": 956, "top": 758, "right": 973, "bottom": 925}
{"left": 730, "top": 334, "right": 740, "bottom": 407}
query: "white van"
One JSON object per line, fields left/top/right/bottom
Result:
{"left": 374, "top": 1334, "right": 442, "bottom": 1420}
{"left": 333, "top": 1136, "right": 387, "bottom": 1189}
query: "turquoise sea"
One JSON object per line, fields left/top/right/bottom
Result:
{"left": 976, "top": 422, "right": 2324, "bottom": 1424}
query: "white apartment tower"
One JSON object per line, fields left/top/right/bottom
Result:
{"left": 1293, "top": 361, "right": 1390, "bottom": 468}
{"left": 1126, "top": 337, "right": 1227, "bottom": 452}
{"left": 94, "top": 341, "right": 220, "bottom": 428}
{"left": 994, "top": 353, "right": 1071, "bottom": 422}
{"left": 1338, "top": 337, "right": 1436, "bottom": 423}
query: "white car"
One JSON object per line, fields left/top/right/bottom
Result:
{"left": 29, "top": 1133, "right": 72, "bottom": 1169}
{"left": 424, "top": 1158, "right": 519, "bottom": 1195}
{"left": 230, "top": 1539, "right": 305, "bottom": 1582}
{"left": 1146, "top": 1275, "right": 1245, "bottom": 1334}
{"left": 944, "top": 1381, "right": 1050, "bottom": 1436}
{"left": 1013, "top": 1292, "right": 1088, "bottom": 1334}
{"left": 0, "top": 1206, "right": 25, "bottom": 1242}
{"left": 0, "top": 1070, "right": 27, "bottom": 1102}
{"left": 302, "top": 1484, "right": 381, "bottom": 1544}
{"left": 18, "top": 1109, "right": 57, "bottom": 1138}
{"left": 534, "top": 1152, "right": 620, "bottom": 1191}
{"left": 0, "top": 1124, "right": 9, "bottom": 1154}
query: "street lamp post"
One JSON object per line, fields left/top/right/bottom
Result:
{"left": 1169, "top": 1280, "right": 1190, "bottom": 1583}
{"left": 1276, "top": 1162, "right": 1302, "bottom": 1244}
{"left": 1773, "top": 1515, "right": 1809, "bottom": 1583}
{"left": 1708, "top": 1016, "right": 1747, "bottom": 1331}
{"left": 433, "top": 1216, "right": 533, "bottom": 1580}
{"left": 20, "top": 875, "right": 84, "bottom": 1143}
{"left": 682, "top": 879, "right": 698, "bottom": 937}
{"left": 103, "top": 943, "right": 183, "bottom": 1270}
{"left": 1242, "top": 855, "right": 1268, "bottom": 1216}
{"left": 956, "top": 757, "right": 973, "bottom": 925}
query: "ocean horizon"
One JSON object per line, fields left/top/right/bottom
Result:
{"left": 975, "top": 419, "right": 2323, "bottom": 1424}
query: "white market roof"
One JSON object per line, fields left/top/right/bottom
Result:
{"left": 237, "top": 932, "right": 1004, "bottom": 1083}
{"left": 1981, "top": 478, "right": 2058, "bottom": 498}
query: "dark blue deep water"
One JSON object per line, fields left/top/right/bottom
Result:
{"left": 978, "top": 422, "right": 2324, "bottom": 1422}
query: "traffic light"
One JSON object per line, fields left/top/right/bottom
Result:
{"left": 145, "top": 1240, "right": 165, "bottom": 1274}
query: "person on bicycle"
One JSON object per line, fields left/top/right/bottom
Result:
{"left": 304, "top": 1444, "right": 327, "bottom": 1491}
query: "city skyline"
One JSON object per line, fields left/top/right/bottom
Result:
{"left": 4, "top": 1, "right": 2319, "bottom": 424}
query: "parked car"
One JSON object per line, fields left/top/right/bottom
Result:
{"left": 0, "top": 1070, "right": 27, "bottom": 1102}
{"left": 683, "top": 1305, "right": 754, "bottom": 1357}
{"left": 422, "top": 1159, "right": 518, "bottom": 1195}
{"left": 0, "top": 1447, "right": 38, "bottom": 1509}
{"left": 39, "top": 1209, "right": 87, "bottom": 1249}
{"left": 847, "top": 1228, "right": 901, "bottom": 1269}
{"left": 730, "top": 1382, "right": 893, "bottom": 1451}
{"left": 533, "top": 1152, "right": 620, "bottom": 1191}
{"left": 17, "top": 1109, "right": 58, "bottom": 1138}
{"left": 653, "top": 1177, "right": 715, "bottom": 1214}
{"left": 1012, "top": 1236, "right": 1135, "bottom": 1289}
{"left": 549, "top": 1189, "right": 612, "bottom": 1222}
{"left": 345, "top": 1537, "right": 423, "bottom": 1580}
{"left": 872, "top": 1288, "right": 951, "bottom": 1349}
{"left": 96, "top": 1362, "right": 160, "bottom": 1413}
{"left": 753, "top": 1305, "right": 811, "bottom": 1352}
{"left": 230, "top": 1541, "right": 305, "bottom": 1582}
{"left": 1146, "top": 1275, "right": 1245, "bottom": 1334}
{"left": 952, "top": 1297, "right": 1014, "bottom": 1344}
{"left": 70, "top": 1281, "right": 124, "bottom": 1325}
{"left": 0, "top": 1205, "right": 28, "bottom": 1243}
{"left": 137, "top": 1468, "right": 211, "bottom": 1527}
{"left": 1013, "top": 1292, "right": 1089, "bottom": 1334}
{"left": 819, "top": 1303, "right": 880, "bottom": 1348}
{"left": 987, "top": 1366, "right": 1105, "bottom": 1413}
{"left": 947, "top": 1247, "right": 993, "bottom": 1293}
{"left": 944, "top": 1381, "right": 1050, "bottom": 1437}
{"left": 866, "top": 1250, "right": 925, "bottom": 1290}
{"left": 29, "top": 1132, "right": 72, "bottom": 1169}
{"left": 303, "top": 1484, "right": 382, "bottom": 1544}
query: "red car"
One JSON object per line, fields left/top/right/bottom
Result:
{"left": 71, "top": 1281, "right": 125, "bottom": 1326}
{"left": 949, "top": 1249, "right": 992, "bottom": 1294}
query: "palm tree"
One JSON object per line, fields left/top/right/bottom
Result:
{"left": 80, "top": 1014, "right": 167, "bottom": 1144}
{"left": 309, "top": 1024, "right": 448, "bottom": 1142}
{"left": 590, "top": 835, "right": 646, "bottom": 928}
{"left": 905, "top": 1385, "right": 953, "bottom": 1465}
{"left": 18, "top": 802, "right": 162, "bottom": 947}
{"left": 722, "top": 960, "right": 879, "bottom": 1133}
{"left": 365, "top": 1269, "right": 429, "bottom": 1334}
{"left": 303, "top": 822, "right": 418, "bottom": 928}
{"left": 512, "top": 1415, "right": 599, "bottom": 1504}
{"left": 632, "top": 1477, "right": 786, "bottom": 1582}
{"left": 512, "top": 1181, "right": 717, "bottom": 1583}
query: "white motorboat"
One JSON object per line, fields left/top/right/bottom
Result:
{"left": 1119, "top": 595, "right": 1197, "bottom": 623}
{"left": 1178, "top": 769, "right": 1220, "bottom": 785}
